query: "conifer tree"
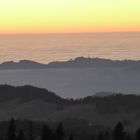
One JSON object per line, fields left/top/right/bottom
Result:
{"left": 68, "top": 133, "right": 74, "bottom": 140}
{"left": 41, "top": 124, "right": 52, "bottom": 140}
{"left": 16, "top": 130, "right": 26, "bottom": 140}
{"left": 125, "top": 134, "right": 132, "bottom": 140}
{"left": 136, "top": 128, "right": 140, "bottom": 140}
{"left": 97, "top": 133, "right": 104, "bottom": 140}
{"left": 28, "top": 121, "right": 34, "bottom": 140}
{"left": 55, "top": 122, "right": 65, "bottom": 140}
{"left": 113, "top": 122, "right": 125, "bottom": 140}
{"left": 8, "top": 118, "right": 16, "bottom": 140}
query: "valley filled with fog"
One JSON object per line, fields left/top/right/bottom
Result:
{"left": 0, "top": 66, "right": 139, "bottom": 98}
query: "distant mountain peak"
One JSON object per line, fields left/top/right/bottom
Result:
{"left": 19, "top": 60, "right": 42, "bottom": 64}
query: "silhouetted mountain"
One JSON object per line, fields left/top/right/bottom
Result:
{"left": 0, "top": 57, "right": 140, "bottom": 69}
{"left": 47, "top": 57, "right": 138, "bottom": 68}
{"left": 0, "top": 60, "right": 46, "bottom": 69}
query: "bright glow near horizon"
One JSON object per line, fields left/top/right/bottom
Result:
{"left": 0, "top": 0, "right": 140, "bottom": 34}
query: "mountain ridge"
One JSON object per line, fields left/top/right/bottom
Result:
{"left": 1, "top": 57, "right": 140, "bottom": 69}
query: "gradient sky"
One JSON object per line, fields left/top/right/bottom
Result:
{"left": 0, "top": 0, "right": 140, "bottom": 34}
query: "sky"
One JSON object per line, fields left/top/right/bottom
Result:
{"left": 0, "top": 0, "right": 140, "bottom": 34}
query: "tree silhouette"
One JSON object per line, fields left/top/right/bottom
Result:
{"left": 8, "top": 118, "right": 16, "bottom": 140}
{"left": 16, "top": 130, "right": 26, "bottom": 140}
{"left": 41, "top": 124, "right": 52, "bottom": 140}
{"left": 97, "top": 133, "right": 104, "bottom": 140}
{"left": 104, "top": 131, "right": 110, "bottom": 140}
{"left": 68, "top": 133, "right": 74, "bottom": 140}
{"left": 91, "top": 135, "right": 95, "bottom": 140}
{"left": 55, "top": 122, "right": 65, "bottom": 140}
{"left": 28, "top": 121, "right": 34, "bottom": 140}
{"left": 113, "top": 122, "right": 125, "bottom": 140}
{"left": 125, "top": 134, "right": 133, "bottom": 140}
{"left": 0, "top": 136, "right": 3, "bottom": 140}
{"left": 136, "top": 127, "right": 140, "bottom": 140}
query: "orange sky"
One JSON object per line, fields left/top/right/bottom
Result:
{"left": 0, "top": 0, "right": 140, "bottom": 34}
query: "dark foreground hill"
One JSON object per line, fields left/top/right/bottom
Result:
{"left": 0, "top": 85, "right": 140, "bottom": 131}
{"left": 0, "top": 85, "right": 65, "bottom": 104}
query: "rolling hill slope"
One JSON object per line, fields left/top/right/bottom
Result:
{"left": 0, "top": 85, "right": 140, "bottom": 130}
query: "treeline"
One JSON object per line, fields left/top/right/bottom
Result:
{"left": 93, "top": 121, "right": 140, "bottom": 140}
{"left": 2, "top": 85, "right": 140, "bottom": 115}
{"left": 5, "top": 118, "right": 67, "bottom": 140}
{"left": 1, "top": 118, "right": 140, "bottom": 140}
{"left": 2, "top": 84, "right": 140, "bottom": 112}
{"left": 69, "top": 94, "right": 140, "bottom": 114}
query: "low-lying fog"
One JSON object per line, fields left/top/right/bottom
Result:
{"left": 0, "top": 67, "right": 139, "bottom": 98}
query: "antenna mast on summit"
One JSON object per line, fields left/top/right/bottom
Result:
{"left": 88, "top": 53, "right": 90, "bottom": 58}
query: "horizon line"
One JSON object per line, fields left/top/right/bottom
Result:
{"left": 0, "top": 31, "right": 140, "bottom": 35}
{"left": 1, "top": 56, "right": 140, "bottom": 65}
